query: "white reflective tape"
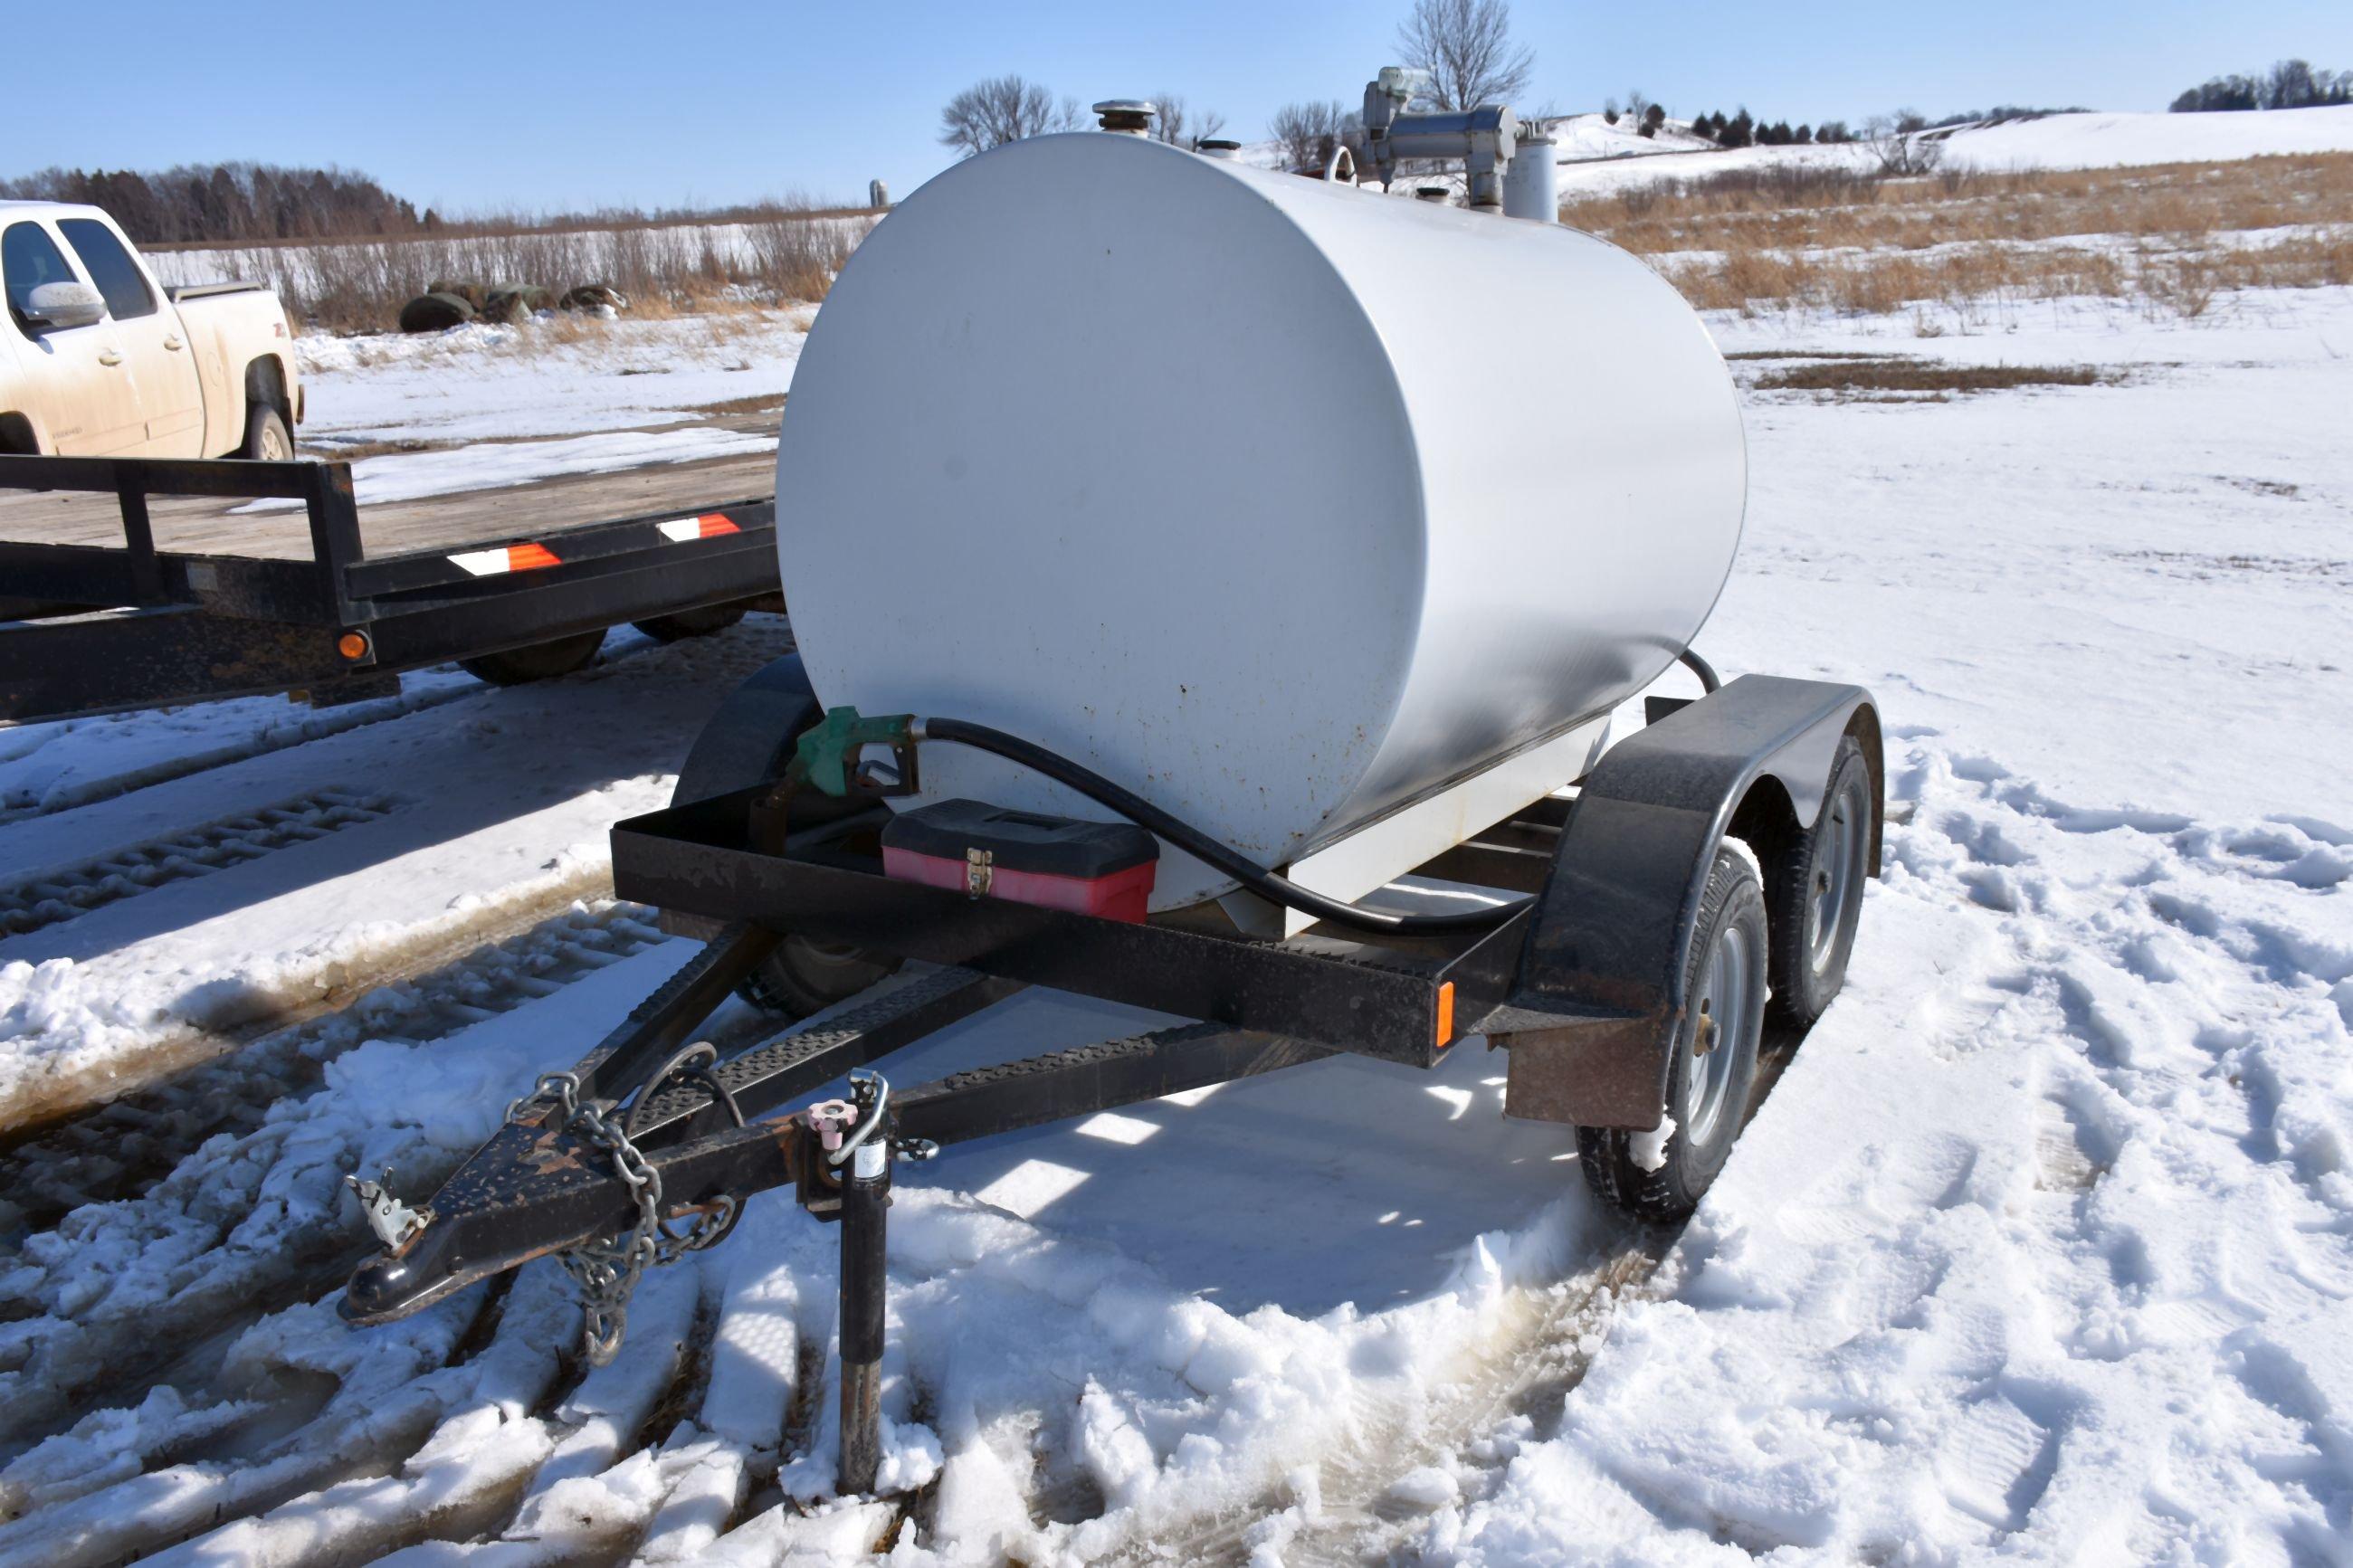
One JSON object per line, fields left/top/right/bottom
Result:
{"left": 448, "top": 547, "right": 509, "bottom": 575}
{"left": 656, "top": 518, "right": 702, "bottom": 542}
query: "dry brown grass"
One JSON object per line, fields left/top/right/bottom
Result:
{"left": 1748, "top": 356, "right": 2112, "bottom": 400}
{"left": 1566, "top": 153, "right": 2353, "bottom": 318}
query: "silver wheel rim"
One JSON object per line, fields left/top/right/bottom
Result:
{"left": 1682, "top": 919, "right": 1753, "bottom": 1147}
{"left": 1805, "top": 777, "right": 1870, "bottom": 974}
{"left": 261, "top": 423, "right": 290, "bottom": 461}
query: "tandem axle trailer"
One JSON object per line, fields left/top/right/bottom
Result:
{"left": 0, "top": 453, "right": 779, "bottom": 723}
{"left": 338, "top": 652, "right": 1883, "bottom": 1494}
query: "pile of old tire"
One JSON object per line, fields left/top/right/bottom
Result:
{"left": 397, "top": 280, "right": 628, "bottom": 333}
{"left": 397, "top": 290, "right": 476, "bottom": 332}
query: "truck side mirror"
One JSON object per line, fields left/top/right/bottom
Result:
{"left": 21, "top": 281, "right": 107, "bottom": 330}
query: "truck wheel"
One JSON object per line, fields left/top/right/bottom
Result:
{"left": 633, "top": 603, "right": 748, "bottom": 642}
{"left": 457, "top": 629, "right": 606, "bottom": 686}
{"left": 1764, "top": 736, "right": 1872, "bottom": 1028}
{"left": 1577, "top": 845, "right": 1768, "bottom": 1222}
{"left": 241, "top": 403, "right": 293, "bottom": 461}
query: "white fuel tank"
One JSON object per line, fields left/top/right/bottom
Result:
{"left": 776, "top": 132, "right": 1745, "bottom": 911}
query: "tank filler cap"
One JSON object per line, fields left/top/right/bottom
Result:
{"left": 1093, "top": 100, "right": 1159, "bottom": 135}
{"left": 1197, "top": 138, "right": 1243, "bottom": 160}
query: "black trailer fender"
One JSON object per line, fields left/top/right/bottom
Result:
{"left": 672, "top": 652, "right": 826, "bottom": 807}
{"left": 1489, "top": 674, "right": 1882, "bottom": 1130}
{"left": 661, "top": 653, "right": 827, "bottom": 939}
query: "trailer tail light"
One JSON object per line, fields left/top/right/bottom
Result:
{"left": 881, "top": 799, "right": 1158, "bottom": 923}
{"left": 337, "top": 632, "right": 370, "bottom": 661}
{"left": 657, "top": 513, "right": 740, "bottom": 541}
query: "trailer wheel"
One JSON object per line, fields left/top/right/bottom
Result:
{"left": 457, "top": 629, "right": 607, "bottom": 686}
{"left": 633, "top": 603, "right": 748, "bottom": 642}
{"left": 738, "top": 936, "right": 901, "bottom": 1018}
{"left": 1764, "top": 736, "right": 1872, "bottom": 1028}
{"left": 1577, "top": 845, "right": 1768, "bottom": 1222}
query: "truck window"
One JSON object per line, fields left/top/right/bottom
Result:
{"left": 58, "top": 220, "right": 157, "bottom": 321}
{"left": 4, "top": 222, "right": 82, "bottom": 337}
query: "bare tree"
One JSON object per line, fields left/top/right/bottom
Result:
{"left": 1152, "top": 94, "right": 1228, "bottom": 148}
{"left": 939, "top": 75, "right": 1081, "bottom": 159}
{"left": 1864, "top": 116, "right": 1945, "bottom": 176}
{"left": 1270, "top": 100, "right": 1358, "bottom": 174}
{"left": 1394, "top": 0, "right": 1536, "bottom": 109}
{"left": 1624, "top": 89, "right": 1650, "bottom": 124}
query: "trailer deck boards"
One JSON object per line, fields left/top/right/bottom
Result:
{"left": 0, "top": 449, "right": 777, "bottom": 562}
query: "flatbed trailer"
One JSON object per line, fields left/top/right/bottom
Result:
{"left": 0, "top": 451, "right": 780, "bottom": 723}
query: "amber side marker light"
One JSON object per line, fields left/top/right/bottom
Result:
{"left": 1435, "top": 981, "right": 1456, "bottom": 1049}
{"left": 337, "top": 632, "right": 371, "bottom": 661}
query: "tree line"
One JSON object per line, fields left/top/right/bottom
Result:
{"left": 0, "top": 163, "right": 434, "bottom": 246}
{"left": 2170, "top": 60, "right": 2351, "bottom": 113}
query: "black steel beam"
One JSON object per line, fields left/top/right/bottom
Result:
{"left": 0, "top": 607, "right": 350, "bottom": 722}
{"left": 622, "top": 966, "right": 1023, "bottom": 1145}
{"left": 567, "top": 924, "right": 783, "bottom": 1106}
{"left": 613, "top": 806, "right": 1464, "bottom": 1065}
{"left": 894, "top": 1022, "right": 1331, "bottom": 1146}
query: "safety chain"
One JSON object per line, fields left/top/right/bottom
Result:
{"left": 505, "top": 1059, "right": 740, "bottom": 1365}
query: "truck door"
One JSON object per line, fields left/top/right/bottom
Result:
{"left": 58, "top": 217, "right": 205, "bottom": 457}
{"left": 3, "top": 218, "right": 144, "bottom": 454}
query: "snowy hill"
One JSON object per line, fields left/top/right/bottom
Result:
{"left": 1549, "top": 102, "right": 2353, "bottom": 193}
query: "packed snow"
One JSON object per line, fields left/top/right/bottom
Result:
{"left": 289, "top": 310, "right": 812, "bottom": 449}
{"left": 3, "top": 147, "right": 2350, "bottom": 1565}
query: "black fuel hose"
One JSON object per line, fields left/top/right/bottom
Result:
{"left": 920, "top": 717, "right": 1530, "bottom": 935}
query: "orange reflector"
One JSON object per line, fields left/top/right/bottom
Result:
{"left": 507, "top": 542, "right": 562, "bottom": 571}
{"left": 336, "top": 632, "right": 369, "bottom": 660}
{"left": 698, "top": 513, "right": 739, "bottom": 537}
{"left": 1434, "top": 981, "right": 1456, "bottom": 1049}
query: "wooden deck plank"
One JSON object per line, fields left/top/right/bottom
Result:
{"left": 0, "top": 450, "right": 776, "bottom": 564}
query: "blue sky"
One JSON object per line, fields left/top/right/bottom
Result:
{"left": 11, "top": 2, "right": 2351, "bottom": 215}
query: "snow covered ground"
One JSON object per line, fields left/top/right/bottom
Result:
{"left": 291, "top": 310, "right": 811, "bottom": 450}
{"left": 3, "top": 222, "right": 2349, "bottom": 1564}
{"left": 1548, "top": 103, "right": 2353, "bottom": 195}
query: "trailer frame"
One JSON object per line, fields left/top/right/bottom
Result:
{"left": 0, "top": 453, "right": 779, "bottom": 723}
{"left": 337, "top": 652, "right": 1881, "bottom": 1494}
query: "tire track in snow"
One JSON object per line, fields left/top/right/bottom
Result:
{"left": 0, "top": 674, "right": 483, "bottom": 829}
{"left": 0, "top": 787, "right": 402, "bottom": 942}
{"left": 0, "top": 902, "right": 667, "bottom": 1231}
{"left": 0, "top": 907, "right": 717, "bottom": 1448}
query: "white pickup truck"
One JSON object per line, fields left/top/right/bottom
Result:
{"left": 0, "top": 201, "right": 302, "bottom": 460}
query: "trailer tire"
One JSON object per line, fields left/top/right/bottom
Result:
{"left": 739, "top": 937, "right": 902, "bottom": 1019}
{"left": 457, "top": 629, "right": 607, "bottom": 686}
{"left": 633, "top": 603, "right": 747, "bottom": 642}
{"left": 1763, "top": 735, "right": 1872, "bottom": 1029}
{"left": 1576, "top": 844, "right": 1767, "bottom": 1222}
{"left": 241, "top": 403, "right": 294, "bottom": 461}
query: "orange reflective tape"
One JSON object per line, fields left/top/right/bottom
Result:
{"left": 698, "top": 513, "right": 740, "bottom": 537}
{"left": 507, "top": 542, "right": 562, "bottom": 571}
{"left": 1435, "top": 981, "right": 1455, "bottom": 1049}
